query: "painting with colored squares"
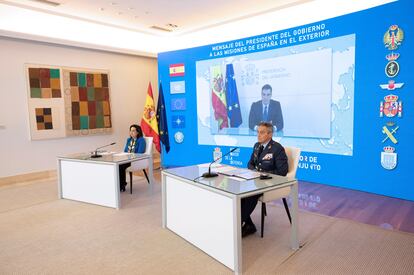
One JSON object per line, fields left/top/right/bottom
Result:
{"left": 35, "top": 107, "right": 53, "bottom": 130}
{"left": 63, "top": 69, "right": 112, "bottom": 136}
{"left": 28, "top": 67, "right": 62, "bottom": 98}
{"left": 26, "top": 65, "right": 112, "bottom": 140}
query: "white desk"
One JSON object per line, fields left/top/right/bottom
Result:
{"left": 57, "top": 152, "right": 153, "bottom": 209}
{"left": 161, "top": 164, "right": 299, "bottom": 274}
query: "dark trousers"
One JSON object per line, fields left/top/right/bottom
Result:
{"left": 118, "top": 163, "right": 131, "bottom": 188}
{"left": 241, "top": 194, "right": 262, "bottom": 225}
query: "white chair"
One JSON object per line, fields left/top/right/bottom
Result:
{"left": 259, "top": 146, "right": 301, "bottom": 237}
{"left": 126, "top": 137, "right": 153, "bottom": 194}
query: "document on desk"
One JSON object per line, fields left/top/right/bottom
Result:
{"left": 100, "top": 151, "right": 115, "bottom": 156}
{"left": 113, "top": 152, "right": 133, "bottom": 157}
{"left": 218, "top": 168, "right": 261, "bottom": 180}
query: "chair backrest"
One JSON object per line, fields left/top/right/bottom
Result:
{"left": 284, "top": 146, "right": 301, "bottom": 178}
{"left": 143, "top": 137, "right": 153, "bottom": 155}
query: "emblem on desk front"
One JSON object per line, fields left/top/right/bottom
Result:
{"left": 383, "top": 25, "right": 404, "bottom": 50}
{"left": 213, "top": 147, "right": 222, "bottom": 163}
{"left": 381, "top": 146, "right": 397, "bottom": 170}
{"left": 385, "top": 53, "right": 400, "bottom": 78}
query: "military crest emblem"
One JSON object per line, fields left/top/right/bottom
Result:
{"left": 382, "top": 122, "right": 399, "bottom": 144}
{"left": 379, "top": 80, "right": 404, "bottom": 90}
{"left": 380, "top": 94, "right": 402, "bottom": 118}
{"left": 383, "top": 25, "right": 404, "bottom": 50}
{"left": 381, "top": 146, "right": 397, "bottom": 170}
{"left": 385, "top": 53, "right": 400, "bottom": 78}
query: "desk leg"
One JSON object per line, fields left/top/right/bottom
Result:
{"left": 57, "top": 159, "right": 62, "bottom": 199}
{"left": 149, "top": 156, "right": 154, "bottom": 185}
{"left": 290, "top": 181, "right": 299, "bottom": 249}
{"left": 161, "top": 173, "right": 166, "bottom": 228}
{"left": 233, "top": 196, "right": 242, "bottom": 274}
{"left": 114, "top": 164, "right": 120, "bottom": 210}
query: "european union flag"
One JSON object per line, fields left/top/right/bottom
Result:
{"left": 172, "top": 115, "right": 185, "bottom": 128}
{"left": 225, "top": 64, "right": 242, "bottom": 127}
{"left": 156, "top": 82, "right": 170, "bottom": 153}
{"left": 171, "top": 98, "right": 186, "bottom": 111}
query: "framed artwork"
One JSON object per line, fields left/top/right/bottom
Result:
{"left": 62, "top": 69, "right": 112, "bottom": 136}
{"left": 25, "top": 65, "right": 112, "bottom": 140}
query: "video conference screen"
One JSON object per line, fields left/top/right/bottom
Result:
{"left": 196, "top": 34, "right": 355, "bottom": 156}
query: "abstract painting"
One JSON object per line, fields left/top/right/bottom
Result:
{"left": 63, "top": 69, "right": 112, "bottom": 136}
{"left": 26, "top": 65, "right": 112, "bottom": 139}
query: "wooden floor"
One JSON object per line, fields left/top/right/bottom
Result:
{"left": 288, "top": 180, "right": 414, "bottom": 234}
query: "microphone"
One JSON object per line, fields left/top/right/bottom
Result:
{"left": 90, "top": 142, "right": 116, "bottom": 158}
{"left": 202, "top": 147, "right": 238, "bottom": 178}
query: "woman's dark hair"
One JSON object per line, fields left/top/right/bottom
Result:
{"left": 130, "top": 124, "right": 143, "bottom": 138}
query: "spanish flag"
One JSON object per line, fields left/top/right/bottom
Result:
{"left": 169, "top": 63, "right": 185, "bottom": 77}
{"left": 141, "top": 82, "right": 161, "bottom": 152}
{"left": 211, "top": 65, "right": 229, "bottom": 130}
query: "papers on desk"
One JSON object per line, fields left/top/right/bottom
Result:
{"left": 214, "top": 166, "right": 238, "bottom": 173}
{"left": 113, "top": 152, "right": 133, "bottom": 157}
{"left": 198, "top": 163, "right": 224, "bottom": 168}
{"left": 218, "top": 168, "right": 261, "bottom": 180}
{"left": 99, "top": 151, "right": 115, "bottom": 156}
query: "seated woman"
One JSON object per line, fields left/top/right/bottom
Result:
{"left": 119, "top": 124, "right": 146, "bottom": 192}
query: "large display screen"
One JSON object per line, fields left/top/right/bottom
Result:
{"left": 196, "top": 34, "right": 355, "bottom": 155}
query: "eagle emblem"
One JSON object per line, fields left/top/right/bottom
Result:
{"left": 383, "top": 25, "right": 404, "bottom": 50}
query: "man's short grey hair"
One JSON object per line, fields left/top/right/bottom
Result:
{"left": 258, "top": 121, "right": 273, "bottom": 133}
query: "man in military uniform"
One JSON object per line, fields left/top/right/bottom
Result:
{"left": 242, "top": 121, "right": 288, "bottom": 237}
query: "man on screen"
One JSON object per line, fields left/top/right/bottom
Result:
{"left": 248, "top": 84, "right": 284, "bottom": 132}
{"left": 241, "top": 121, "right": 288, "bottom": 237}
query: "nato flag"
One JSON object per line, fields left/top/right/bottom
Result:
{"left": 225, "top": 63, "right": 242, "bottom": 127}
{"left": 156, "top": 82, "right": 170, "bottom": 153}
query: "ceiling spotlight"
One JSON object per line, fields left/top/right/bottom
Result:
{"left": 99, "top": 7, "right": 105, "bottom": 11}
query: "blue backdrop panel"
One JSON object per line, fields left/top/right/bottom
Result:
{"left": 158, "top": 0, "right": 414, "bottom": 201}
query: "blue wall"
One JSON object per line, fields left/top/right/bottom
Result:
{"left": 158, "top": 0, "right": 414, "bottom": 201}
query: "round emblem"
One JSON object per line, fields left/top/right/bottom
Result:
{"left": 385, "top": 61, "right": 399, "bottom": 78}
{"left": 174, "top": 131, "right": 184, "bottom": 143}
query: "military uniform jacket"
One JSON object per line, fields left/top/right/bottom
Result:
{"left": 247, "top": 139, "right": 288, "bottom": 176}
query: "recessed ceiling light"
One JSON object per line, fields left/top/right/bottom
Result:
{"left": 145, "top": 11, "right": 150, "bottom": 15}
{"left": 150, "top": 25, "right": 172, "bottom": 32}
{"left": 118, "top": 12, "right": 123, "bottom": 15}
{"left": 128, "top": 7, "right": 134, "bottom": 10}
{"left": 111, "top": 2, "right": 117, "bottom": 5}
{"left": 99, "top": 7, "right": 105, "bottom": 11}
{"left": 30, "top": 0, "right": 61, "bottom": 7}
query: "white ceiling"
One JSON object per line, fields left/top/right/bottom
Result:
{"left": 3, "top": 0, "right": 311, "bottom": 35}
{"left": 0, "top": 0, "right": 394, "bottom": 56}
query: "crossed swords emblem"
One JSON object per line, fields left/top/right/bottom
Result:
{"left": 382, "top": 125, "right": 399, "bottom": 144}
